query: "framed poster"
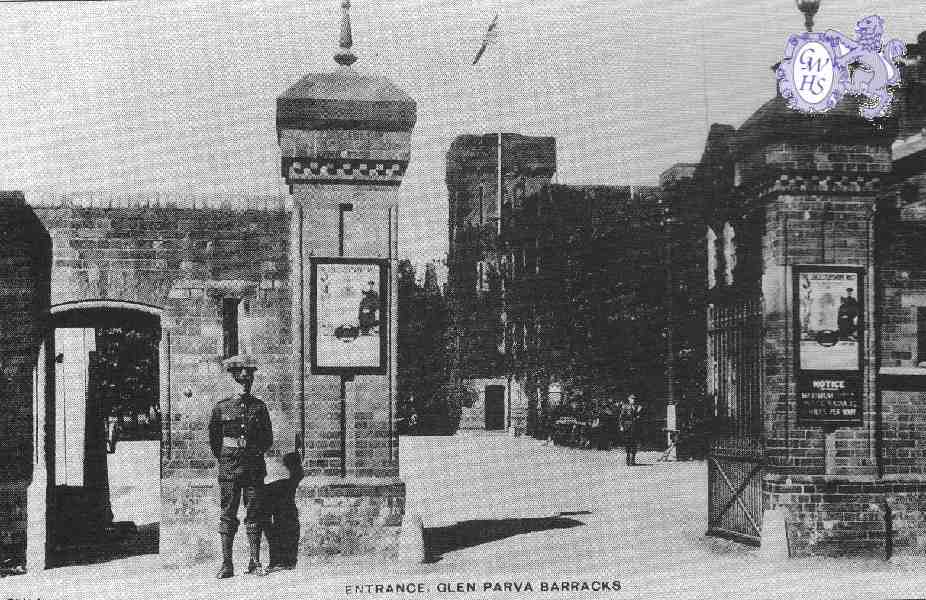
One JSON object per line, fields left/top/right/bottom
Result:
{"left": 311, "top": 258, "right": 388, "bottom": 375}
{"left": 793, "top": 266, "right": 863, "bottom": 425}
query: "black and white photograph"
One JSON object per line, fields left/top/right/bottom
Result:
{"left": 1, "top": 0, "right": 926, "bottom": 598}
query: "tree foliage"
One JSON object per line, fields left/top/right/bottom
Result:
{"left": 92, "top": 326, "right": 161, "bottom": 441}
{"left": 397, "top": 260, "right": 459, "bottom": 435}
{"left": 505, "top": 188, "right": 671, "bottom": 428}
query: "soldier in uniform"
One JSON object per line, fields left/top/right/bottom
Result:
{"left": 617, "top": 393, "right": 645, "bottom": 466}
{"left": 358, "top": 279, "right": 380, "bottom": 335}
{"left": 209, "top": 354, "right": 273, "bottom": 578}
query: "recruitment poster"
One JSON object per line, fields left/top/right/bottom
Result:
{"left": 312, "top": 259, "right": 387, "bottom": 373}
{"left": 795, "top": 268, "right": 863, "bottom": 424}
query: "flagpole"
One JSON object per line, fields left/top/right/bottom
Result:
{"left": 497, "top": 130, "right": 502, "bottom": 237}
{"left": 496, "top": 14, "right": 503, "bottom": 239}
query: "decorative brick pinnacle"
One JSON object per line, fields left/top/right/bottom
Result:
{"left": 335, "top": 0, "right": 358, "bottom": 67}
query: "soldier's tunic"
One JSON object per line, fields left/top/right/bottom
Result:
{"left": 209, "top": 393, "right": 273, "bottom": 535}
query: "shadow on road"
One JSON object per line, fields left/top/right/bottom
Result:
{"left": 424, "top": 514, "right": 585, "bottom": 563}
{"left": 47, "top": 523, "right": 159, "bottom": 568}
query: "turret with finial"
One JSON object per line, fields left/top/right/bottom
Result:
{"left": 335, "top": 0, "right": 358, "bottom": 67}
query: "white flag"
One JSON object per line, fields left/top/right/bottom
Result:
{"left": 472, "top": 14, "right": 499, "bottom": 65}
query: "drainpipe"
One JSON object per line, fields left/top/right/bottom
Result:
{"left": 298, "top": 200, "right": 306, "bottom": 455}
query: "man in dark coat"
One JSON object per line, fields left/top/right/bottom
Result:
{"left": 617, "top": 393, "right": 644, "bottom": 466}
{"left": 209, "top": 354, "right": 273, "bottom": 578}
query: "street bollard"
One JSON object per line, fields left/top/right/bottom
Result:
{"left": 397, "top": 512, "right": 425, "bottom": 563}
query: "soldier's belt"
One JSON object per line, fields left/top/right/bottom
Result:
{"left": 222, "top": 436, "right": 249, "bottom": 448}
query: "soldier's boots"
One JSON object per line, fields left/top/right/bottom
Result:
{"left": 246, "top": 558, "right": 267, "bottom": 576}
{"left": 246, "top": 531, "right": 267, "bottom": 576}
{"left": 216, "top": 562, "right": 234, "bottom": 579}
{"left": 216, "top": 534, "right": 235, "bottom": 579}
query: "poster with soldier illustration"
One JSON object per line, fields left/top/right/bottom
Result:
{"left": 797, "top": 269, "right": 862, "bottom": 371}
{"left": 311, "top": 259, "right": 387, "bottom": 373}
{"left": 795, "top": 267, "right": 863, "bottom": 424}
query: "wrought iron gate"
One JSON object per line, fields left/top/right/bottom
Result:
{"left": 706, "top": 298, "right": 764, "bottom": 545}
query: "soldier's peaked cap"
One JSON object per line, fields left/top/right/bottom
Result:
{"left": 223, "top": 354, "right": 258, "bottom": 372}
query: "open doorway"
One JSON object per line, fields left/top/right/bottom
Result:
{"left": 46, "top": 304, "right": 161, "bottom": 567}
{"left": 484, "top": 385, "right": 505, "bottom": 430}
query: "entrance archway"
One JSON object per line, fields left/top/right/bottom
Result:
{"left": 37, "top": 300, "right": 165, "bottom": 567}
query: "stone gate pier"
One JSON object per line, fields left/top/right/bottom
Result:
{"left": 0, "top": 1, "right": 414, "bottom": 570}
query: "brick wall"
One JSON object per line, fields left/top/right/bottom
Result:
{"left": 765, "top": 477, "right": 926, "bottom": 557}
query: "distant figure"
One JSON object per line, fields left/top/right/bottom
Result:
{"left": 105, "top": 415, "right": 120, "bottom": 454}
{"left": 618, "top": 393, "right": 645, "bottom": 466}
{"left": 264, "top": 452, "right": 304, "bottom": 573}
{"left": 408, "top": 410, "right": 419, "bottom": 435}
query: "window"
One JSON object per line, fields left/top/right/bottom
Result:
{"left": 722, "top": 221, "right": 736, "bottom": 287}
{"left": 478, "top": 186, "right": 485, "bottom": 225}
{"left": 476, "top": 260, "right": 490, "bottom": 292}
{"left": 534, "top": 238, "right": 541, "bottom": 274}
{"left": 917, "top": 307, "right": 926, "bottom": 366}
{"left": 526, "top": 245, "right": 537, "bottom": 274}
{"left": 706, "top": 227, "right": 717, "bottom": 290}
{"left": 513, "top": 180, "right": 526, "bottom": 210}
{"left": 222, "top": 297, "right": 240, "bottom": 358}
{"left": 498, "top": 311, "right": 507, "bottom": 354}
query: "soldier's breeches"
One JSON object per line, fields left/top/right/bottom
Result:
{"left": 219, "top": 480, "right": 265, "bottom": 535}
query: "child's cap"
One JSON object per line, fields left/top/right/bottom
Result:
{"left": 282, "top": 452, "right": 302, "bottom": 471}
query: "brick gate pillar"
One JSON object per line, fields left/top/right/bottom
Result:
{"left": 0, "top": 193, "right": 51, "bottom": 570}
{"left": 276, "top": 1, "right": 415, "bottom": 556}
{"left": 733, "top": 95, "right": 896, "bottom": 556}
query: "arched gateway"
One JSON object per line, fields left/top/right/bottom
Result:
{"left": 0, "top": 0, "right": 415, "bottom": 570}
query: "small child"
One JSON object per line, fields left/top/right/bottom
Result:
{"left": 265, "top": 452, "right": 304, "bottom": 572}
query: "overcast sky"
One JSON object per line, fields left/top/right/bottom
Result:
{"left": 0, "top": 0, "right": 922, "bottom": 265}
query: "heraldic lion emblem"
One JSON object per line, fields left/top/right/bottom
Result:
{"left": 825, "top": 15, "right": 906, "bottom": 119}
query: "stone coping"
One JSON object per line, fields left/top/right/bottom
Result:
{"left": 879, "top": 366, "right": 926, "bottom": 376}
{"left": 892, "top": 130, "right": 926, "bottom": 161}
{"left": 23, "top": 192, "right": 291, "bottom": 211}
{"left": 163, "top": 476, "right": 404, "bottom": 490}
{"left": 764, "top": 473, "right": 926, "bottom": 483}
